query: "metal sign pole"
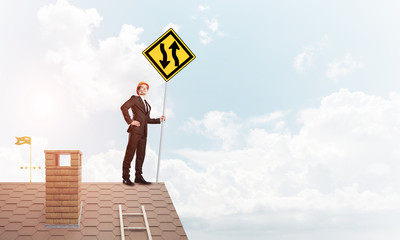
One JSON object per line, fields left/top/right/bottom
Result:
{"left": 156, "top": 81, "right": 168, "bottom": 183}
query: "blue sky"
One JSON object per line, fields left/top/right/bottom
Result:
{"left": 2, "top": 0, "right": 400, "bottom": 239}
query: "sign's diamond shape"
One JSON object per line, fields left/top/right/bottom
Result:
{"left": 143, "top": 28, "right": 196, "bottom": 82}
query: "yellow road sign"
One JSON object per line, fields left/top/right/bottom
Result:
{"left": 143, "top": 28, "right": 196, "bottom": 82}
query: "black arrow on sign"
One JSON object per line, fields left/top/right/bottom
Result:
{"left": 169, "top": 41, "right": 180, "bottom": 66}
{"left": 159, "top": 43, "right": 170, "bottom": 69}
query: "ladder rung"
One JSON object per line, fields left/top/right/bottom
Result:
{"left": 125, "top": 227, "right": 146, "bottom": 230}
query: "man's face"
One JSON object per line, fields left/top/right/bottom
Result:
{"left": 138, "top": 84, "right": 148, "bottom": 96}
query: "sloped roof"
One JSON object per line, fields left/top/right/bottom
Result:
{"left": 0, "top": 182, "right": 188, "bottom": 240}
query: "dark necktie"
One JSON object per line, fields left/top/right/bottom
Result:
{"left": 144, "top": 100, "right": 149, "bottom": 113}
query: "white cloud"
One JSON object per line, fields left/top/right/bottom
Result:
{"left": 294, "top": 48, "right": 313, "bottom": 72}
{"left": 29, "top": 91, "right": 58, "bottom": 120}
{"left": 206, "top": 18, "right": 218, "bottom": 32}
{"left": 327, "top": 53, "right": 363, "bottom": 81}
{"left": 198, "top": 5, "right": 209, "bottom": 11}
{"left": 195, "top": 5, "right": 224, "bottom": 44}
{"left": 248, "top": 111, "right": 286, "bottom": 124}
{"left": 199, "top": 30, "right": 213, "bottom": 44}
{"left": 37, "top": 0, "right": 102, "bottom": 52}
{"left": 83, "top": 149, "right": 123, "bottom": 182}
{"left": 162, "top": 22, "right": 180, "bottom": 33}
{"left": 183, "top": 111, "right": 239, "bottom": 150}
{"left": 367, "top": 163, "right": 390, "bottom": 176}
{"left": 294, "top": 36, "right": 328, "bottom": 72}
{"left": 165, "top": 88, "right": 400, "bottom": 235}
{"left": 182, "top": 110, "right": 288, "bottom": 150}
{"left": 37, "top": 0, "right": 165, "bottom": 117}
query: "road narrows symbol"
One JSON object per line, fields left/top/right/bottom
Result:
{"left": 169, "top": 41, "right": 180, "bottom": 66}
{"left": 159, "top": 44, "right": 170, "bottom": 69}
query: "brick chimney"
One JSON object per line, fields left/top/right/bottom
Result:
{"left": 45, "top": 150, "right": 82, "bottom": 227}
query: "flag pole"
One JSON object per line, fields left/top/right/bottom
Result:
{"left": 30, "top": 141, "right": 32, "bottom": 183}
{"left": 156, "top": 81, "right": 168, "bottom": 183}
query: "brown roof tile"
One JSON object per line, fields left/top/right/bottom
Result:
{"left": 0, "top": 218, "right": 9, "bottom": 226}
{"left": 31, "top": 231, "right": 51, "bottom": 240}
{"left": 48, "top": 228, "right": 68, "bottom": 236}
{"left": 150, "top": 226, "right": 162, "bottom": 236}
{"left": 9, "top": 214, "right": 26, "bottom": 223}
{"left": 111, "top": 197, "right": 126, "bottom": 204}
{"left": 0, "top": 231, "right": 19, "bottom": 239}
{"left": 148, "top": 218, "right": 160, "bottom": 227}
{"left": 98, "top": 201, "right": 113, "bottom": 208}
{"left": 96, "top": 231, "right": 114, "bottom": 240}
{"left": 2, "top": 204, "right": 15, "bottom": 211}
{"left": 176, "top": 227, "right": 186, "bottom": 236}
{"left": 18, "top": 201, "right": 32, "bottom": 208}
{"left": 159, "top": 222, "right": 177, "bottom": 231}
{"left": 97, "top": 207, "right": 113, "bottom": 215}
{"left": 25, "top": 210, "right": 42, "bottom": 219}
{"left": 64, "top": 230, "right": 84, "bottom": 239}
{"left": 84, "top": 204, "right": 100, "bottom": 211}
{"left": 14, "top": 207, "right": 30, "bottom": 215}
{"left": 0, "top": 182, "right": 188, "bottom": 240}
{"left": 5, "top": 197, "right": 19, "bottom": 204}
{"left": 16, "top": 236, "right": 33, "bottom": 240}
{"left": 47, "top": 236, "right": 65, "bottom": 240}
{"left": 1, "top": 210, "right": 14, "bottom": 219}
{"left": 154, "top": 207, "right": 171, "bottom": 215}
{"left": 81, "top": 226, "right": 99, "bottom": 236}
{"left": 125, "top": 200, "right": 141, "bottom": 208}
{"left": 173, "top": 218, "right": 184, "bottom": 228}
{"left": 81, "top": 236, "right": 98, "bottom": 240}
{"left": 97, "top": 222, "right": 114, "bottom": 231}
{"left": 127, "top": 230, "right": 147, "bottom": 239}
{"left": 82, "top": 210, "right": 98, "bottom": 219}
{"left": 97, "top": 214, "right": 114, "bottom": 223}
{"left": 85, "top": 197, "right": 99, "bottom": 204}
{"left": 163, "top": 231, "right": 181, "bottom": 240}
{"left": 28, "top": 203, "right": 44, "bottom": 211}
{"left": 32, "top": 197, "right": 45, "bottom": 204}
{"left": 20, "top": 219, "right": 38, "bottom": 227}
{"left": 5, "top": 222, "right": 23, "bottom": 231}
{"left": 18, "top": 226, "right": 36, "bottom": 236}
{"left": 82, "top": 218, "right": 99, "bottom": 227}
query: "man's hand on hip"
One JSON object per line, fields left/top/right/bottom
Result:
{"left": 160, "top": 116, "right": 166, "bottom": 122}
{"left": 130, "top": 120, "right": 140, "bottom": 126}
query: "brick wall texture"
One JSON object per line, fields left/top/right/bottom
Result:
{"left": 45, "top": 150, "right": 82, "bottom": 225}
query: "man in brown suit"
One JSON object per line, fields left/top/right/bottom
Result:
{"left": 121, "top": 81, "right": 166, "bottom": 186}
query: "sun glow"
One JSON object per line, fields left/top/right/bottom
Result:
{"left": 30, "top": 94, "right": 56, "bottom": 119}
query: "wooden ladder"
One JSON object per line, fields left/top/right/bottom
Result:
{"left": 119, "top": 205, "right": 152, "bottom": 240}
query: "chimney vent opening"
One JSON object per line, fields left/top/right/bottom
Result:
{"left": 59, "top": 154, "right": 71, "bottom": 166}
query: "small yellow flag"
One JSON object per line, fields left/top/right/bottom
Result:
{"left": 15, "top": 136, "right": 31, "bottom": 145}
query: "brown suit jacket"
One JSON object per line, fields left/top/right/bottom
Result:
{"left": 120, "top": 95, "right": 161, "bottom": 137}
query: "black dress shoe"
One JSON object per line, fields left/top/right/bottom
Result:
{"left": 134, "top": 176, "right": 151, "bottom": 185}
{"left": 123, "top": 179, "right": 134, "bottom": 186}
